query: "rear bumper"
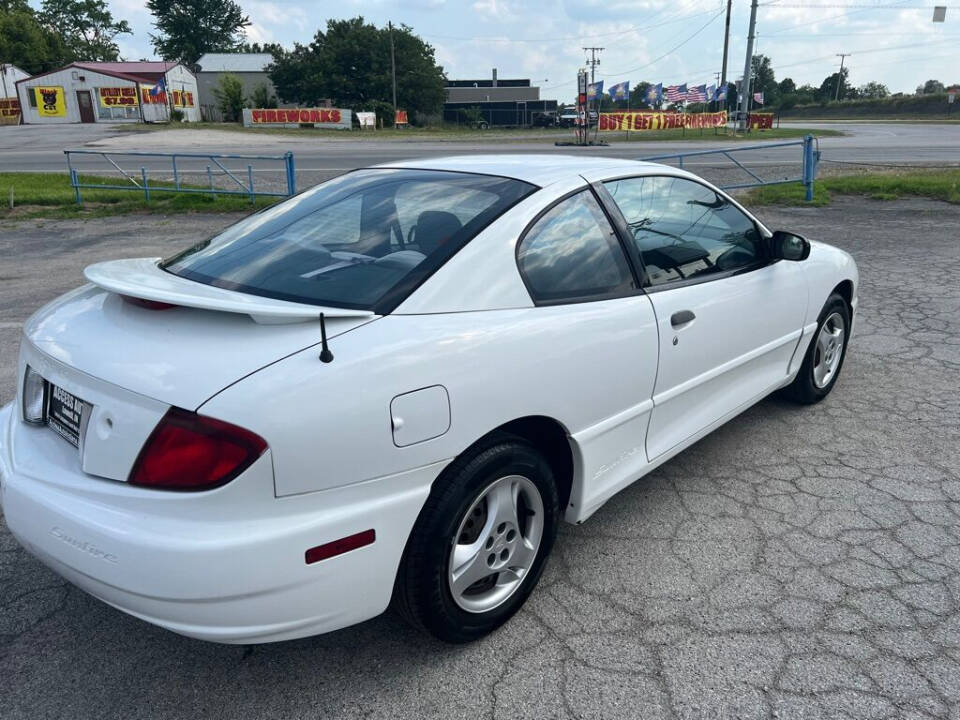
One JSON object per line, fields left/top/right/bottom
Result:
{"left": 0, "top": 403, "right": 441, "bottom": 643}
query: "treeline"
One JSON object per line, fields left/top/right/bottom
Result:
{"left": 212, "top": 20, "right": 446, "bottom": 125}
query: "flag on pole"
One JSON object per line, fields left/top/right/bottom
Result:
{"left": 706, "top": 84, "right": 716, "bottom": 101}
{"left": 645, "top": 83, "right": 662, "bottom": 105}
{"left": 608, "top": 81, "right": 630, "bottom": 102}
{"left": 587, "top": 81, "right": 604, "bottom": 101}
{"left": 686, "top": 84, "right": 707, "bottom": 102}
{"left": 665, "top": 83, "right": 687, "bottom": 102}
{"left": 150, "top": 76, "right": 167, "bottom": 97}
{"left": 716, "top": 84, "right": 728, "bottom": 101}
{"left": 753, "top": 91, "right": 765, "bottom": 105}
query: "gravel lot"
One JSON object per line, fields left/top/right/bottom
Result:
{"left": 1, "top": 196, "right": 959, "bottom": 719}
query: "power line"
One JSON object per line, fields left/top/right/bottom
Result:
{"left": 420, "top": 6, "right": 722, "bottom": 45}
{"left": 761, "top": 2, "right": 956, "bottom": 6}
{"left": 761, "top": 0, "right": 918, "bottom": 35}
{"left": 599, "top": 8, "right": 727, "bottom": 78}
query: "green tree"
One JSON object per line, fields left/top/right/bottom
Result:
{"left": 269, "top": 17, "right": 446, "bottom": 121}
{"left": 858, "top": 81, "right": 889, "bottom": 99}
{"left": 0, "top": 2, "right": 71, "bottom": 73}
{"left": 817, "top": 67, "right": 851, "bottom": 101}
{"left": 39, "top": 0, "right": 129, "bottom": 62}
{"left": 249, "top": 82, "right": 277, "bottom": 109}
{"left": 750, "top": 54, "right": 778, "bottom": 106}
{"left": 213, "top": 72, "right": 245, "bottom": 121}
{"left": 38, "top": 0, "right": 130, "bottom": 61}
{"left": 633, "top": 81, "right": 652, "bottom": 108}
{"left": 916, "top": 79, "right": 944, "bottom": 95}
{"left": 778, "top": 77, "right": 796, "bottom": 95}
{"left": 146, "top": 0, "right": 250, "bottom": 65}
{"left": 239, "top": 41, "right": 284, "bottom": 58}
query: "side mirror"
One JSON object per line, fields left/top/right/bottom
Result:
{"left": 770, "top": 230, "right": 810, "bottom": 261}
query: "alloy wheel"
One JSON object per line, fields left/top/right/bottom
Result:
{"left": 813, "top": 311, "right": 845, "bottom": 389}
{"left": 447, "top": 474, "right": 544, "bottom": 614}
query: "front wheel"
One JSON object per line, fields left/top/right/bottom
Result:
{"left": 784, "top": 292, "right": 851, "bottom": 404}
{"left": 393, "top": 437, "right": 559, "bottom": 643}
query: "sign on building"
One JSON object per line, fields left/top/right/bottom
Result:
{"left": 0, "top": 97, "right": 20, "bottom": 124}
{"left": 242, "top": 108, "right": 352, "bottom": 129}
{"left": 172, "top": 90, "right": 195, "bottom": 107}
{"left": 99, "top": 87, "right": 139, "bottom": 107}
{"left": 33, "top": 86, "right": 67, "bottom": 117}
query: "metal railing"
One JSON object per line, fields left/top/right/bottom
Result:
{"left": 64, "top": 149, "right": 297, "bottom": 205}
{"left": 642, "top": 134, "right": 820, "bottom": 201}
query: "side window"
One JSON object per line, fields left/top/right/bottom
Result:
{"left": 517, "top": 190, "right": 635, "bottom": 303}
{"left": 603, "top": 176, "right": 764, "bottom": 287}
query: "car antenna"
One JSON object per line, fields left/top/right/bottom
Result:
{"left": 318, "top": 313, "right": 334, "bottom": 363}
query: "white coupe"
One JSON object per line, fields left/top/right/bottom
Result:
{"left": 0, "top": 155, "right": 857, "bottom": 644}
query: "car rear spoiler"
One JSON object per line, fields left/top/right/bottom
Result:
{"left": 84, "top": 258, "right": 375, "bottom": 325}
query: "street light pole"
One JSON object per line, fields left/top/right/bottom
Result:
{"left": 389, "top": 21, "right": 398, "bottom": 113}
{"left": 720, "top": 0, "right": 733, "bottom": 100}
{"left": 738, "top": 0, "right": 759, "bottom": 131}
{"left": 834, "top": 53, "right": 850, "bottom": 101}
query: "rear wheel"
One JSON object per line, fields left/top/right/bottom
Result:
{"left": 393, "top": 437, "right": 559, "bottom": 643}
{"left": 784, "top": 292, "right": 850, "bottom": 404}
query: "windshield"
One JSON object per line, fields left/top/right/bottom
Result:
{"left": 162, "top": 169, "right": 536, "bottom": 312}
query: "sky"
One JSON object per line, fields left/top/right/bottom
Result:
{"left": 95, "top": 0, "right": 960, "bottom": 99}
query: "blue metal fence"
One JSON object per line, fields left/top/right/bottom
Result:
{"left": 64, "top": 149, "right": 297, "bottom": 206}
{"left": 642, "top": 134, "right": 820, "bottom": 201}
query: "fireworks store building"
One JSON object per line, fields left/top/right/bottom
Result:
{"left": 15, "top": 61, "right": 200, "bottom": 125}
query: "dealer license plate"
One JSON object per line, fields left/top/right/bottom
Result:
{"left": 46, "top": 383, "right": 90, "bottom": 448}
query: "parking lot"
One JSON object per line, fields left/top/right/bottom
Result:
{"left": 1, "top": 194, "right": 959, "bottom": 719}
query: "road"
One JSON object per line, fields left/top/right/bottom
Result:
{"left": 0, "top": 122, "right": 958, "bottom": 182}
{"left": 2, "top": 197, "right": 959, "bottom": 719}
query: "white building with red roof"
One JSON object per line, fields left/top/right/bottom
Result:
{"left": 15, "top": 61, "right": 199, "bottom": 125}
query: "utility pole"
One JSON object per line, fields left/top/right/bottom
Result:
{"left": 582, "top": 47, "right": 604, "bottom": 85}
{"left": 738, "top": 0, "right": 759, "bottom": 131}
{"left": 389, "top": 21, "right": 398, "bottom": 112}
{"left": 834, "top": 53, "right": 850, "bottom": 101}
{"left": 720, "top": 0, "right": 733, "bottom": 96}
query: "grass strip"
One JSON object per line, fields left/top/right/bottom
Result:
{"left": 0, "top": 172, "right": 279, "bottom": 219}
{"left": 744, "top": 169, "right": 960, "bottom": 207}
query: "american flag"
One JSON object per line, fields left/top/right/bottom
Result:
{"left": 686, "top": 84, "right": 707, "bottom": 102}
{"left": 753, "top": 91, "right": 765, "bottom": 105}
{"left": 665, "top": 84, "right": 687, "bottom": 102}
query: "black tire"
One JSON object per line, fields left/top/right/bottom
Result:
{"left": 783, "top": 292, "right": 851, "bottom": 404}
{"left": 392, "top": 435, "right": 559, "bottom": 643}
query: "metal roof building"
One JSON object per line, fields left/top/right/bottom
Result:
{"left": 15, "top": 61, "right": 200, "bottom": 124}
{"left": 195, "top": 53, "right": 274, "bottom": 73}
{"left": 194, "top": 53, "right": 283, "bottom": 119}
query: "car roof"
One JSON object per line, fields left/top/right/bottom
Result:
{"left": 374, "top": 154, "right": 658, "bottom": 187}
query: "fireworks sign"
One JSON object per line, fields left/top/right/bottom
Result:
{"left": 99, "top": 87, "right": 139, "bottom": 107}
{"left": 243, "top": 108, "right": 352, "bottom": 129}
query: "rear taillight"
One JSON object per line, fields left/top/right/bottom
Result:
{"left": 22, "top": 365, "right": 46, "bottom": 424}
{"left": 129, "top": 407, "right": 267, "bottom": 491}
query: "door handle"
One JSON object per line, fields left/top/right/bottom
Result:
{"left": 671, "top": 310, "right": 696, "bottom": 328}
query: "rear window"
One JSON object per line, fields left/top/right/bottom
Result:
{"left": 162, "top": 169, "right": 536, "bottom": 312}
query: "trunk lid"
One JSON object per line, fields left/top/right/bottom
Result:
{"left": 26, "top": 260, "right": 375, "bottom": 412}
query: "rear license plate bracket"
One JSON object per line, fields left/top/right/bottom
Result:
{"left": 46, "top": 383, "right": 90, "bottom": 448}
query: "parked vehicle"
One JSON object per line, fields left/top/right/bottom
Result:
{"left": 0, "top": 156, "right": 857, "bottom": 644}
{"left": 530, "top": 111, "right": 557, "bottom": 128}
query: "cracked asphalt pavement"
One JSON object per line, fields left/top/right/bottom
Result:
{"left": 1, "top": 196, "right": 959, "bottom": 719}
